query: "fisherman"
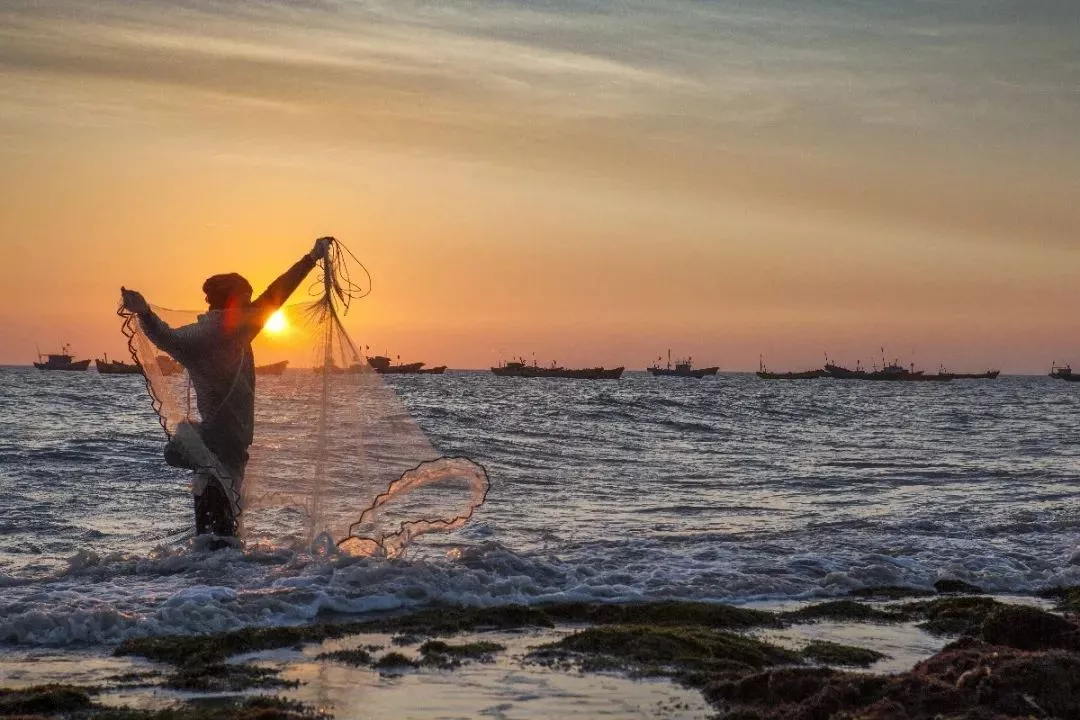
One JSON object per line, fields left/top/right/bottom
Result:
{"left": 120, "top": 237, "right": 333, "bottom": 539}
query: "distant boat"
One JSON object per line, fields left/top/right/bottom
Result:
{"left": 491, "top": 359, "right": 623, "bottom": 379}
{"left": 938, "top": 369, "right": 1000, "bottom": 380}
{"left": 861, "top": 361, "right": 951, "bottom": 382}
{"left": 362, "top": 355, "right": 446, "bottom": 375}
{"left": 255, "top": 360, "right": 289, "bottom": 376}
{"left": 95, "top": 353, "right": 142, "bottom": 375}
{"left": 1050, "top": 364, "right": 1078, "bottom": 382}
{"left": 156, "top": 355, "right": 183, "bottom": 376}
{"left": 756, "top": 358, "right": 825, "bottom": 380}
{"left": 823, "top": 361, "right": 867, "bottom": 379}
{"left": 647, "top": 350, "right": 718, "bottom": 378}
{"left": 34, "top": 344, "right": 90, "bottom": 371}
{"left": 824, "top": 353, "right": 994, "bottom": 381}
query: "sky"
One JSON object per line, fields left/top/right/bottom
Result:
{"left": 1, "top": 0, "right": 1078, "bottom": 372}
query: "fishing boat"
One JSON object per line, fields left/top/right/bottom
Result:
{"left": 938, "top": 369, "right": 1000, "bottom": 380}
{"left": 1050, "top": 364, "right": 1077, "bottom": 381}
{"left": 756, "top": 357, "right": 825, "bottom": 380}
{"left": 647, "top": 350, "right": 718, "bottom": 378}
{"left": 95, "top": 353, "right": 142, "bottom": 375}
{"left": 365, "top": 355, "right": 445, "bottom": 375}
{"left": 823, "top": 360, "right": 867, "bottom": 379}
{"left": 33, "top": 344, "right": 90, "bottom": 371}
{"left": 255, "top": 360, "right": 289, "bottom": 376}
{"left": 491, "top": 359, "right": 623, "bottom": 379}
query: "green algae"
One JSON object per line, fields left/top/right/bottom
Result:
{"left": 540, "top": 601, "right": 776, "bottom": 629}
{"left": 0, "top": 687, "right": 324, "bottom": 720}
{"left": 799, "top": 640, "right": 887, "bottom": 667}
{"left": 84, "top": 696, "right": 327, "bottom": 719}
{"left": 418, "top": 640, "right": 505, "bottom": 659}
{"left": 784, "top": 600, "right": 904, "bottom": 623}
{"left": 372, "top": 605, "right": 554, "bottom": 635}
{"left": 164, "top": 663, "right": 298, "bottom": 692}
{"left": 115, "top": 622, "right": 372, "bottom": 667}
{"left": 528, "top": 623, "right": 799, "bottom": 680}
{"left": 847, "top": 585, "right": 934, "bottom": 600}
{"left": 0, "top": 684, "right": 93, "bottom": 716}
{"left": 372, "top": 652, "right": 419, "bottom": 670}
{"left": 316, "top": 648, "right": 373, "bottom": 666}
{"left": 933, "top": 579, "right": 985, "bottom": 594}
{"left": 980, "top": 604, "right": 1080, "bottom": 651}
{"left": 116, "top": 602, "right": 779, "bottom": 669}
{"left": 1037, "top": 585, "right": 1080, "bottom": 613}
{"left": 900, "top": 596, "right": 1006, "bottom": 635}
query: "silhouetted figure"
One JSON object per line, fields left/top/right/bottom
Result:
{"left": 121, "top": 237, "right": 332, "bottom": 539}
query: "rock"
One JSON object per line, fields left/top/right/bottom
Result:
{"left": 981, "top": 605, "right": 1080, "bottom": 651}
{"left": 934, "top": 579, "right": 985, "bottom": 595}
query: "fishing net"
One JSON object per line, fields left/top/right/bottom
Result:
{"left": 118, "top": 240, "right": 488, "bottom": 556}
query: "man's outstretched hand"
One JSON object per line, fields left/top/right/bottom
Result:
{"left": 121, "top": 287, "right": 149, "bottom": 315}
{"left": 311, "top": 236, "right": 335, "bottom": 261}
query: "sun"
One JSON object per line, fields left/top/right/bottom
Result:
{"left": 263, "top": 310, "right": 288, "bottom": 335}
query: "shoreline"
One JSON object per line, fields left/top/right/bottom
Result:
{"left": 3, "top": 586, "right": 1078, "bottom": 719}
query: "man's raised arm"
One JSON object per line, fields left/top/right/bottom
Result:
{"left": 249, "top": 237, "right": 333, "bottom": 323}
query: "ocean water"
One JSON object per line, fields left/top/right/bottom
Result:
{"left": 2, "top": 367, "right": 1079, "bottom": 648}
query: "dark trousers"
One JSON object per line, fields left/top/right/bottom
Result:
{"left": 193, "top": 464, "right": 244, "bottom": 537}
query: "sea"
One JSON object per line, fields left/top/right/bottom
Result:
{"left": 2, "top": 367, "right": 1079, "bottom": 649}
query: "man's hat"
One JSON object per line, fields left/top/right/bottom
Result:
{"left": 203, "top": 273, "right": 253, "bottom": 308}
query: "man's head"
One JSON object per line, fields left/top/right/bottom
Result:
{"left": 202, "top": 273, "right": 253, "bottom": 310}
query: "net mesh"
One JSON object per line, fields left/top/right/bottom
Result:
{"left": 119, "top": 243, "right": 488, "bottom": 556}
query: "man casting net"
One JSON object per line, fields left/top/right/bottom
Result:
{"left": 118, "top": 237, "right": 488, "bottom": 556}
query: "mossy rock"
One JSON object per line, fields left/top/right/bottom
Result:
{"left": 86, "top": 695, "right": 327, "bottom": 719}
{"left": 370, "top": 605, "right": 553, "bottom": 635}
{"left": 372, "top": 652, "right": 419, "bottom": 670}
{"left": 784, "top": 600, "right": 903, "bottom": 624}
{"left": 901, "top": 596, "right": 1005, "bottom": 635}
{"left": 1037, "top": 585, "right": 1080, "bottom": 613}
{"left": 530, "top": 624, "right": 799, "bottom": 677}
{"left": 541, "top": 601, "right": 776, "bottom": 629}
{"left": 934, "top": 579, "right": 985, "bottom": 595}
{"left": 418, "top": 640, "right": 505, "bottom": 659}
{"left": 115, "top": 622, "right": 371, "bottom": 666}
{"left": 164, "top": 663, "right": 299, "bottom": 692}
{"left": 980, "top": 605, "right": 1080, "bottom": 651}
{"left": 0, "top": 684, "right": 93, "bottom": 715}
{"left": 800, "top": 640, "right": 887, "bottom": 667}
{"left": 847, "top": 585, "right": 934, "bottom": 600}
{"left": 316, "top": 648, "right": 373, "bottom": 666}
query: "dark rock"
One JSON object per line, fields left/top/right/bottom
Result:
{"left": 316, "top": 647, "right": 373, "bottom": 666}
{"left": 800, "top": 640, "right": 887, "bottom": 667}
{"left": 1036, "top": 585, "right": 1080, "bottom": 613}
{"left": 784, "top": 600, "right": 903, "bottom": 623}
{"left": 529, "top": 624, "right": 799, "bottom": 678}
{"left": 847, "top": 585, "right": 934, "bottom": 600}
{"left": 541, "top": 601, "right": 776, "bottom": 629}
{"left": 0, "top": 684, "right": 92, "bottom": 715}
{"left": 981, "top": 604, "right": 1080, "bottom": 651}
{"left": 934, "top": 579, "right": 985, "bottom": 594}
{"left": 901, "top": 596, "right": 1004, "bottom": 635}
{"left": 164, "top": 663, "right": 298, "bottom": 692}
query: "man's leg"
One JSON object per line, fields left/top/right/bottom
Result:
{"left": 193, "top": 468, "right": 239, "bottom": 537}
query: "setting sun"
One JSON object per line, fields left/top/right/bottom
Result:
{"left": 263, "top": 310, "right": 288, "bottom": 335}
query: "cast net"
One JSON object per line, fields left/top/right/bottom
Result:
{"left": 118, "top": 240, "right": 488, "bottom": 557}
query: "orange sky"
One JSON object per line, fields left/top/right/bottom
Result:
{"left": 1, "top": 1, "right": 1078, "bottom": 372}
